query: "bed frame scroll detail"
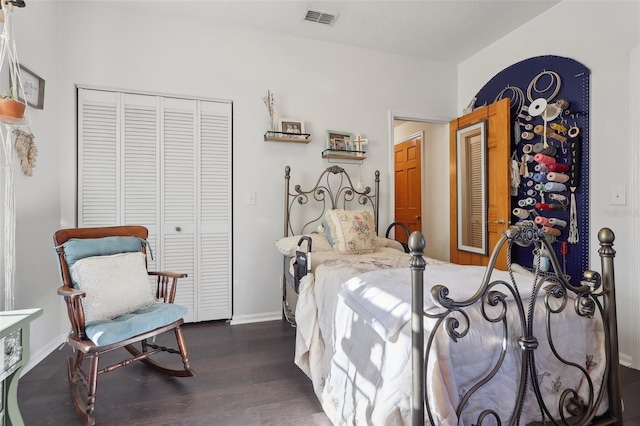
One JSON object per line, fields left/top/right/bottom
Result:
{"left": 409, "top": 222, "right": 622, "bottom": 425}
{"left": 283, "top": 165, "right": 380, "bottom": 237}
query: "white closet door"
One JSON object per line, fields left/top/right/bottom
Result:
{"left": 161, "top": 98, "right": 197, "bottom": 322}
{"left": 78, "top": 88, "right": 233, "bottom": 323}
{"left": 122, "top": 93, "right": 160, "bottom": 272}
{"left": 78, "top": 90, "right": 120, "bottom": 226}
{"left": 198, "top": 100, "right": 232, "bottom": 320}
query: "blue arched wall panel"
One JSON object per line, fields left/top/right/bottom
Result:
{"left": 474, "top": 55, "right": 589, "bottom": 283}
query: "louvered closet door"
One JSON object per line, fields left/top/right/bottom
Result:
{"left": 78, "top": 88, "right": 232, "bottom": 323}
{"left": 162, "top": 98, "right": 198, "bottom": 322}
{"left": 123, "top": 94, "right": 160, "bottom": 272}
{"left": 78, "top": 90, "right": 120, "bottom": 226}
{"left": 161, "top": 98, "right": 233, "bottom": 322}
{"left": 199, "top": 100, "right": 232, "bottom": 320}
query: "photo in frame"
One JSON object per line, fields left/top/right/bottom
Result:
{"left": 278, "top": 118, "right": 305, "bottom": 137}
{"left": 13, "top": 65, "right": 45, "bottom": 109}
{"left": 326, "top": 130, "right": 353, "bottom": 151}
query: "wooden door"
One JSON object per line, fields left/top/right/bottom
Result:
{"left": 394, "top": 136, "right": 422, "bottom": 244}
{"left": 450, "top": 98, "right": 510, "bottom": 269}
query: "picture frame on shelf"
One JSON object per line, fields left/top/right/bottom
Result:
{"left": 326, "top": 130, "right": 353, "bottom": 151}
{"left": 279, "top": 118, "right": 305, "bottom": 138}
{"left": 13, "top": 65, "right": 45, "bottom": 109}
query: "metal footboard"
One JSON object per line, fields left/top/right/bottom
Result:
{"left": 409, "top": 222, "right": 623, "bottom": 425}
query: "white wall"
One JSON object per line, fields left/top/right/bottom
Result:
{"left": 394, "top": 121, "right": 450, "bottom": 261}
{"left": 458, "top": 0, "right": 640, "bottom": 367}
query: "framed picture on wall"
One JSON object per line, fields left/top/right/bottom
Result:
{"left": 13, "top": 65, "right": 45, "bottom": 109}
{"left": 279, "top": 118, "right": 306, "bottom": 138}
{"left": 326, "top": 130, "right": 353, "bottom": 151}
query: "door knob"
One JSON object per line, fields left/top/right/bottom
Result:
{"left": 492, "top": 219, "right": 505, "bottom": 225}
{"left": 414, "top": 215, "right": 421, "bottom": 220}
{"left": 175, "top": 226, "right": 182, "bottom": 232}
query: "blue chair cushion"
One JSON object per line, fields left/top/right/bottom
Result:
{"left": 85, "top": 302, "right": 188, "bottom": 347}
{"left": 62, "top": 236, "right": 143, "bottom": 267}
{"left": 61, "top": 236, "right": 143, "bottom": 287}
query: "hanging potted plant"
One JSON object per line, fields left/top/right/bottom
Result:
{"left": 0, "top": 87, "right": 25, "bottom": 120}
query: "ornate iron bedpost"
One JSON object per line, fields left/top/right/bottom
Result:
{"left": 284, "top": 166, "right": 291, "bottom": 237}
{"left": 408, "top": 231, "right": 426, "bottom": 426}
{"left": 598, "top": 228, "right": 623, "bottom": 421}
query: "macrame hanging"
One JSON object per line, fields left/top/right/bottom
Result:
{"left": 0, "top": 0, "right": 32, "bottom": 311}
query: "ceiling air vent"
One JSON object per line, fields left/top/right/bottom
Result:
{"left": 304, "top": 10, "right": 337, "bottom": 26}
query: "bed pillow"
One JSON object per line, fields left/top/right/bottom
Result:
{"left": 374, "top": 236, "right": 405, "bottom": 252}
{"left": 325, "top": 209, "right": 376, "bottom": 254}
{"left": 275, "top": 233, "right": 333, "bottom": 256}
{"left": 70, "top": 252, "right": 156, "bottom": 323}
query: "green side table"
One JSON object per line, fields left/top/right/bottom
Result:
{"left": 0, "top": 308, "right": 43, "bottom": 426}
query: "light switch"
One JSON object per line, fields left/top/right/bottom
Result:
{"left": 245, "top": 190, "right": 257, "bottom": 205}
{"left": 610, "top": 185, "right": 626, "bottom": 206}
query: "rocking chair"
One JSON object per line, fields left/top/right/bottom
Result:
{"left": 53, "top": 225, "right": 195, "bottom": 426}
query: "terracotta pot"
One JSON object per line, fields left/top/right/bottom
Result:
{"left": 0, "top": 98, "right": 25, "bottom": 119}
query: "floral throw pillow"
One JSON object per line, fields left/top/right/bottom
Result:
{"left": 325, "top": 209, "right": 376, "bottom": 254}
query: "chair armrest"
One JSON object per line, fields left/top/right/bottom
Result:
{"left": 57, "top": 285, "right": 86, "bottom": 298}
{"left": 148, "top": 271, "right": 188, "bottom": 303}
{"left": 148, "top": 271, "right": 187, "bottom": 279}
{"left": 57, "top": 285, "right": 88, "bottom": 340}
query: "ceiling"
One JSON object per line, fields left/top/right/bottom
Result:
{"left": 126, "top": 0, "right": 561, "bottom": 63}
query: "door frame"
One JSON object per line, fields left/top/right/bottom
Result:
{"left": 630, "top": 47, "right": 640, "bottom": 369}
{"left": 388, "top": 111, "right": 452, "bottom": 256}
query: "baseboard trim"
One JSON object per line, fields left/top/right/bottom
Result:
{"left": 23, "top": 332, "right": 68, "bottom": 375}
{"left": 619, "top": 352, "right": 633, "bottom": 368}
{"left": 230, "top": 312, "right": 282, "bottom": 325}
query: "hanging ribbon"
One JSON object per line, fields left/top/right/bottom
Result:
{"left": 510, "top": 151, "right": 520, "bottom": 195}
{"left": 568, "top": 135, "right": 581, "bottom": 244}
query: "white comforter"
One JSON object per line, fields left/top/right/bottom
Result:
{"left": 295, "top": 259, "right": 606, "bottom": 426}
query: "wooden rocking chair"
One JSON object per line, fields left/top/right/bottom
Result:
{"left": 53, "top": 225, "right": 195, "bottom": 426}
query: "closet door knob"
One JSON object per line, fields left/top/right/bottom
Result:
{"left": 414, "top": 215, "right": 421, "bottom": 220}
{"left": 175, "top": 226, "right": 182, "bottom": 232}
{"left": 492, "top": 219, "right": 506, "bottom": 225}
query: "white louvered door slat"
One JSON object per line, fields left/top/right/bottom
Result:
{"left": 199, "top": 101, "right": 232, "bottom": 320}
{"left": 78, "top": 90, "right": 119, "bottom": 226}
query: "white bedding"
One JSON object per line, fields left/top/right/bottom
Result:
{"left": 295, "top": 259, "right": 606, "bottom": 425}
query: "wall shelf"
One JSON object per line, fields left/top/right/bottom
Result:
{"left": 322, "top": 149, "right": 367, "bottom": 161}
{"left": 264, "top": 131, "right": 311, "bottom": 143}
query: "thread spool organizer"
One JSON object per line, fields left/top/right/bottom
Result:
{"left": 473, "top": 55, "right": 590, "bottom": 283}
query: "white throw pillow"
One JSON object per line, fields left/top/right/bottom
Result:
{"left": 71, "top": 252, "right": 156, "bottom": 323}
{"left": 275, "top": 233, "right": 333, "bottom": 256}
{"left": 374, "top": 236, "right": 405, "bottom": 252}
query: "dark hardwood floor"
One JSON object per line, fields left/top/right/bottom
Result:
{"left": 18, "top": 320, "right": 640, "bottom": 425}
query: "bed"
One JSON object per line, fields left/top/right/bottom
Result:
{"left": 278, "top": 165, "right": 623, "bottom": 425}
